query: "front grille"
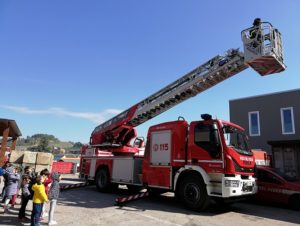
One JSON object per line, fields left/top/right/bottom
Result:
{"left": 233, "top": 160, "right": 254, "bottom": 173}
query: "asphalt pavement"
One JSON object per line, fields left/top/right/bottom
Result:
{"left": 1, "top": 174, "right": 300, "bottom": 226}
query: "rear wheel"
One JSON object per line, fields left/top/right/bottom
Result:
{"left": 95, "top": 168, "right": 111, "bottom": 192}
{"left": 179, "top": 175, "right": 210, "bottom": 211}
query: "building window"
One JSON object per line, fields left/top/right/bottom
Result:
{"left": 248, "top": 111, "right": 260, "bottom": 136}
{"left": 280, "top": 107, "right": 295, "bottom": 134}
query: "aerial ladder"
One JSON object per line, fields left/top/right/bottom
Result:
{"left": 88, "top": 21, "right": 285, "bottom": 155}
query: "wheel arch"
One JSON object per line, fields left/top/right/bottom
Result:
{"left": 174, "top": 165, "right": 210, "bottom": 193}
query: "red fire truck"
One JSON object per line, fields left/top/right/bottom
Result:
{"left": 80, "top": 21, "right": 285, "bottom": 210}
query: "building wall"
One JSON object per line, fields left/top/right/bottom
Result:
{"left": 229, "top": 89, "right": 300, "bottom": 154}
{"left": 271, "top": 142, "right": 300, "bottom": 179}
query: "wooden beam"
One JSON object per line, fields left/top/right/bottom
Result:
{"left": 11, "top": 138, "right": 17, "bottom": 150}
{"left": 0, "top": 126, "right": 9, "bottom": 166}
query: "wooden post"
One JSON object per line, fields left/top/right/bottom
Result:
{"left": 0, "top": 126, "right": 10, "bottom": 166}
{"left": 11, "top": 138, "right": 17, "bottom": 151}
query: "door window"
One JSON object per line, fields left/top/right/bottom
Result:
{"left": 194, "top": 123, "right": 221, "bottom": 158}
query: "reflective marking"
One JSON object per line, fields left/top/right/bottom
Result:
{"left": 258, "top": 186, "right": 300, "bottom": 195}
{"left": 187, "top": 160, "right": 223, "bottom": 163}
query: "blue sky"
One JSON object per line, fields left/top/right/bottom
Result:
{"left": 0, "top": 1, "right": 299, "bottom": 143}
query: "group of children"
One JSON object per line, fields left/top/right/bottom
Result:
{"left": 0, "top": 163, "right": 61, "bottom": 226}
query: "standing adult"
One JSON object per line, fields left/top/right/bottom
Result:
{"left": 249, "top": 18, "right": 262, "bottom": 42}
{"left": 2, "top": 165, "right": 20, "bottom": 213}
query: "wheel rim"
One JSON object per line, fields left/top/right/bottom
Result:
{"left": 184, "top": 182, "right": 200, "bottom": 203}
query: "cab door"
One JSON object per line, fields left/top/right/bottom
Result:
{"left": 189, "top": 121, "right": 223, "bottom": 173}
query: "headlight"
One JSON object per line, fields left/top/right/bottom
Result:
{"left": 225, "top": 180, "right": 240, "bottom": 187}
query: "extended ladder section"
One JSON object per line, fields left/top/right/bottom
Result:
{"left": 92, "top": 49, "right": 248, "bottom": 141}
{"left": 127, "top": 49, "right": 248, "bottom": 127}
{"left": 241, "top": 22, "right": 286, "bottom": 76}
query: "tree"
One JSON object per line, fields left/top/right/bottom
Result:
{"left": 73, "top": 142, "right": 83, "bottom": 148}
{"left": 37, "top": 137, "right": 51, "bottom": 152}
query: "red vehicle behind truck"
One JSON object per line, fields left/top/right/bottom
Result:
{"left": 80, "top": 20, "right": 285, "bottom": 211}
{"left": 253, "top": 150, "right": 300, "bottom": 209}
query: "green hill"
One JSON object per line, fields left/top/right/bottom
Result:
{"left": 16, "top": 134, "right": 83, "bottom": 153}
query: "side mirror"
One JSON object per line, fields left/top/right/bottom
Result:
{"left": 133, "top": 137, "right": 145, "bottom": 148}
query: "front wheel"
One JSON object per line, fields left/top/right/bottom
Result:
{"left": 179, "top": 175, "right": 210, "bottom": 211}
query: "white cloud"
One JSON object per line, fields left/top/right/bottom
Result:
{"left": 0, "top": 105, "right": 122, "bottom": 124}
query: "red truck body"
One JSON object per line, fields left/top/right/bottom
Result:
{"left": 80, "top": 117, "right": 257, "bottom": 210}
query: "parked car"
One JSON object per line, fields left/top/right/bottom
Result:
{"left": 255, "top": 166, "right": 300, "bottom": 209}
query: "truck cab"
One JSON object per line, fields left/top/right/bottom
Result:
{"left": 142, "top": 115, "right": 256, "bottom": 210}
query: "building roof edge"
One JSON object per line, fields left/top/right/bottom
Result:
{"left": 229, "top": 88, "right": 300, "bottom": 102}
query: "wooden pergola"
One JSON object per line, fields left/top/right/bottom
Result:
{"left": 0, "top": 118, "right": 22, "bottom": 166}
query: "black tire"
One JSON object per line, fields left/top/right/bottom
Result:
{"left": 95, "top": 168, "right": 111, "bottom": 192}
{"left": 289, "top": 195, "right": 300, "bottom": 210}
{"left": 179, "top": 175, "right": 210, "bottom": 211}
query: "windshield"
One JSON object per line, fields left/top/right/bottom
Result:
{"left": 223, "top": 124, "right": 252, "bottom": 156}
